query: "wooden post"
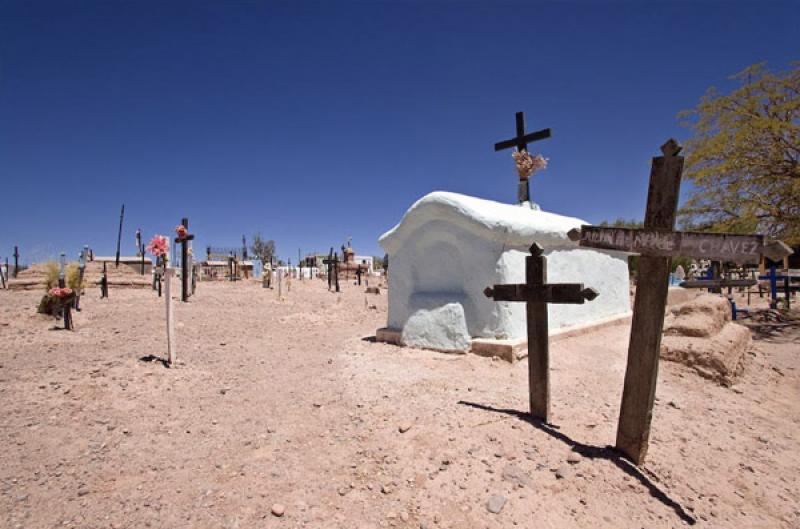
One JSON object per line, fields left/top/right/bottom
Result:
{"left": 115, "top": 204, "right": 124, "bottom": 268}
{"left": 334, "top": 252, "right": 340, "bottom": 293}
{"left": 277, "top": 268, "right": 283, "bottom": 298}
{"left": 100, "top": 262, "right": 109, "bottom": 299}
{"left": 13, "top": 246, "right": 19, "bottom": 278}
{"left": 164, "top": 267, "right": 177, "bottom": 366}
{"left": 75, "top": 245, "right": 88, "bottom": 311}
{"left": 58, "top": 253, "right": 73, "bottom": 330}
{"left": 615, "top": 140, "right": 683, "bottom": 464}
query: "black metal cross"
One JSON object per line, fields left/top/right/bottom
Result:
{"left": 484, "top": 242, "right": 597, "bottom": 423}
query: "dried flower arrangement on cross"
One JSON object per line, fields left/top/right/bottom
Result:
{"left": 512, "top": 151, "right": 548, "bottom": 180}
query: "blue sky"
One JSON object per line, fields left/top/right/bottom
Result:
{"left": 1, "top": 0, "right": 798, "bottom": 265}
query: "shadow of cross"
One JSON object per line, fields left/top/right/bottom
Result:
{"left": 483, "top": 242, "right": 598, "bottom": 423}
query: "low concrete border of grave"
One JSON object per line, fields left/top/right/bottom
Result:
{"left": 375, "top": 288, "right": 697, "bottom": 362}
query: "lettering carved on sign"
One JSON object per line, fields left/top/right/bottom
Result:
{"left": 577, "top": 226, "right": 764, "bottom": 263}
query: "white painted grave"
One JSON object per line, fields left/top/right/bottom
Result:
{"left": 378, "top": 191, "right": 631, "bottom": 353}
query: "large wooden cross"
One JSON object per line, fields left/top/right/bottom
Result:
{"left": 494, "top": 111, "right": 551, "bottom": 204}
{"left": 568, "top": 139, "right": 793, "bottom": 464}
{"left": 174, "top": 218, "right": 195, "bottom": 302}
{"left": 484, "top": 242, "right": 598, "bottom": 422}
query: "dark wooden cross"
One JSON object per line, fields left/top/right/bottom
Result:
{"left": 494, "top": 111, "right": 551, "bottom": 204}
{"left": 1, "top": 256, "right": 6, "bottom": 289}
{"left": 174, "top": 218, "right": 195, "bottom": 302}
{"left": 484, "top": 242, "right": 598, "bottom": 422}
{"left": 13, "top": 245, "right": 19, "bottom": 278}
{"left": 569, "top": 139, "right": 793, "bottom": 465}
{"left": 100, "top": 262, "right": 109, "bottom": 299}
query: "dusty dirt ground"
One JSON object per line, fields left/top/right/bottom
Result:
{"left": 1, "top": 280, "right": 798, "bottom": 529}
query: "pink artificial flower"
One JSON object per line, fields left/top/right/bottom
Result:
{"left": 146, "top": 235, "right": 169, "bottom": 258}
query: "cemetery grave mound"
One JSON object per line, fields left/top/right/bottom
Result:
{"left": 10, "top": 260, "right": 151, "bottom": 290}
{"left": 660, "top": 294, "right": 752, "bottom": 385}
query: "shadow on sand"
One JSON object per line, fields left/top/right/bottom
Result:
{"left": 458, "top": 400, "right": 696, "bottom": 526}
{"left": 138, "top": 354, "right": 171, "bottom": 368}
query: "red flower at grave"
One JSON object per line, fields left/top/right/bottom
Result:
{"left": 175, "top": 224, "right": 188, "bottom": 240}
{"left": 146, "top": 235, "right": 169, "bottom": 258}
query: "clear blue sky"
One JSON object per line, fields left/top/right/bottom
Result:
{"left": 1, "top": 1, "right": 798, "bottom": 265}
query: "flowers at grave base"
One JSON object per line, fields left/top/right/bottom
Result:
{"left": 38, "top": 286, "right": 77, "bottom": 316}
{"left": 48, "top": 287, "right": 73, "bottom": 298}
{"left": 175, "top": 224, "right": 189, "bottom": 240}
{"left": 146, "top": 235, "right": 170, "bottom": 265}
{"left": 512, "top": 151, "right": 548, "bottom": 180}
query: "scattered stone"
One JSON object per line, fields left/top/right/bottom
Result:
{"left": 271, "top": 503, "right": 285, "bottom": 517}
{"left": 566, "top": 451, "right": 582, "bottom": 464}
{"left": 501, "top": 464, "right": 533, "bottom": 487}
{"left": 554, "top": 465, "right": 571, "bottom": 479}
{"left": 398, "top": 422, "right": 413, "bottom": 433}
{"left": 486, "top": 494, "right": 507, "bottom": 514}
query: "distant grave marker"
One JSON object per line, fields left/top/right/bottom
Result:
{"left": 13, "top": 245, "right": 19, "bottom": 278}
{"left": 100, "top": 262, "right": 109, "bottom": 299}
{"left": 174, "top": 218, "right": 194, "bottom": 302}
{"left": 484, "top": 243, "right": 598, "bottom": 422}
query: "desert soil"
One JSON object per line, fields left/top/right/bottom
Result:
{"left": 1, "top": 280, "right": 798, "bottom": 529}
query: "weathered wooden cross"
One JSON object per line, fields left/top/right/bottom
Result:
{"left": 567, "top": 139, "right": 793, "bottom": 464}
{"left": 494, "top": 111, "right": 551, "bottom": 204}
{"left": 484, "top": 242, "right": 598, "bottom": 422}
{"left": 13, "top": 245, "right": 19, "bottom": 278}
{"left": 174, "top": 218, "right": 194, "bottom": 302}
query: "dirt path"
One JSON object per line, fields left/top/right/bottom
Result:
{"left": 1, "top": 281, "right": 798, "bottom": 528}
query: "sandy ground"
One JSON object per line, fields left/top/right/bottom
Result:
{"left": 1, "top": 280, "right": 798, "bottom": 529}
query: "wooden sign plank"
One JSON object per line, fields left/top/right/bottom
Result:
{"left": 679, "top": 279, "right": 757, "bottom": 289}
{"left": 574, "top": 225, "right": 764, "bottom": 263}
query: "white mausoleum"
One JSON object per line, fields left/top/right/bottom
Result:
{"left": 378, "top": 191, "right": 631, "bottom": 355}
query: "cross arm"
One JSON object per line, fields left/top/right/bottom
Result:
{"left": 483, "top": 283, "right": 598, "bottom": 304}
{"left": 494, "top": 128, "right": 552, "bottom": 152}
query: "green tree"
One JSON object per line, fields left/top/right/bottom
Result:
{"left": 679, "top": 62, "right": 800, "bottom": 244}
{"left": 250, "top": 234, "right": 276, "bottom": 264}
